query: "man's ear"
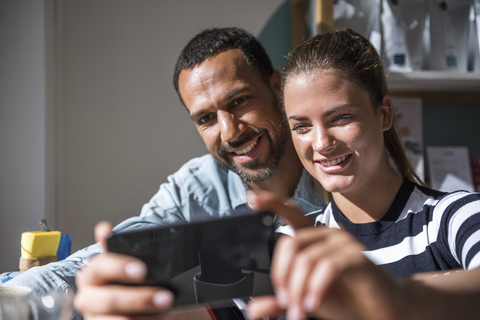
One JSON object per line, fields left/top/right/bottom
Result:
{"left": 269, "top": 70, "right": 282, "bottom": 94}
{"left": 379, "top": 95, "right": 394, "bottom": 132}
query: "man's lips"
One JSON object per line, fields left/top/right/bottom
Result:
{"left": 232, "top": 137, "right": 259, "bottom": 156}
{"left": 228, "top": 136, "right": 261, "bottom": 157}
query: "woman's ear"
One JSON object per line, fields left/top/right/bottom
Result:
{"left": 379, "top": 95, "right": 394, "bottom": 131}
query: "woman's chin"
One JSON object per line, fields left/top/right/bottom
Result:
{"left": 318, "top": 177, "right": 354, "bottom": 194}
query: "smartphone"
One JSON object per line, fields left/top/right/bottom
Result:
{"left": 106, "top": 210, "right": 276, "bottom": 306}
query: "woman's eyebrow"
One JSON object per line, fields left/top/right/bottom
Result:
{"left": 287, "top": 103, "right": 358, "bottom": 121}
{"left": 323, "top": 103, "right": 358, "bottom": 117}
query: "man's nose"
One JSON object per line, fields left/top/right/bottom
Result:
{"left": 217, "top": 110, "right": 245, "bottom": 142}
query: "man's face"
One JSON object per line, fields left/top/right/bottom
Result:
{"left": 178, "top": 49, "right": 287, "bottom": 183}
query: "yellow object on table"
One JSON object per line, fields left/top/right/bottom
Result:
{"left": 19, "top": 230, "right": 61, "bottom": 271}
{"left": 19, "top": 256, "right": 58, "bottom": 271}
{"left": 20, "top": 230, "right": 61, "bottom": 259}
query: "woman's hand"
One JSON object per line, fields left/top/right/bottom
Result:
{"left": 246, "top": 194, "right": 407, "bottom": 320}
{"left": 246, "top": 190, "right": 316, "bottom": 229}
{"left": 249, "top": 227, "right": 406, "bottom": 320}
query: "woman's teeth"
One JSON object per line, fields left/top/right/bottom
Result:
{"left": 321, "top": 155, "right": 350, "bottom": 167}
{"left": 235, "top": 138, "right": 258, "bottom": 155}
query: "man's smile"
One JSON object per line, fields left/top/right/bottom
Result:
{"left": 232, "top": 137, "right": 260, "bottom": 156}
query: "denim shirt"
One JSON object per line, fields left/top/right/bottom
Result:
{"left": 4, "top": 154, "right": 325, "bottom": 318}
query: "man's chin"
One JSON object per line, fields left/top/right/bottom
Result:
{"left": 214, "top": 155, "right": 276, "bottom": 183}
{"left": 234, "top": 167, "right": 275, "bottom": 184}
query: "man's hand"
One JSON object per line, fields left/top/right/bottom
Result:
{"left": 74, "top": 221, "right": 175, "bottom": 319}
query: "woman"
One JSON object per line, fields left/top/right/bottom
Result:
{"left": 247, "top": 29, "right": 480, "bottom": 320}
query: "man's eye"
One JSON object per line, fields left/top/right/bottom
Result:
{"left": 197, "top": 114, "right": 215, "bottom": 125}
{"left": 232, "top": 97, "right": 248, "bottom": 106}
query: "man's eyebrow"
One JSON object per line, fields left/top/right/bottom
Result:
{"left": 190, "top": 109, "right": 206, "bottom": 121}
{"left": 190, "top": 87, "right": 251, "bottom": 121}
{"left": 225, "top": 86, "right": 250, "bottom": 101}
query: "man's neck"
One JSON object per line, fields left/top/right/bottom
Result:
{"left": 246, "top": 139, "right": 303, "bottom": 199}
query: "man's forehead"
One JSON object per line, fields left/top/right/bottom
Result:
{"left": 178, "top": 49, "right": 261, "bottom": 104}
{"left": 190, "top": 49, "right": 250, "bottom": 78}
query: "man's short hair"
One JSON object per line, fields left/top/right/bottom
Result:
{"left": 173, "top": 27, "right": 274, "bottom": 106}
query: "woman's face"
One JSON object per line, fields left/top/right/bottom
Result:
{"left": 283, "top": 70, "right": 393, "bottom": 197}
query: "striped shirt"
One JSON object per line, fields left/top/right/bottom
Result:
{"left": 314, "top": 179, "right": 480, "bottom": 276}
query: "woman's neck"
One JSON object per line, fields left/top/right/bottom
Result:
{"left": 332, "top": 169, "right": 403, "bottom": 224}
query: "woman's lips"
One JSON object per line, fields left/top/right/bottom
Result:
{"left": 319, "top": 154, "right": 352, "bottom": 167}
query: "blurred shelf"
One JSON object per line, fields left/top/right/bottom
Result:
{"left": 387, "top": 71, "right": 480, "bottom": 93}
{"left": 289, "top": 0, "right": 480, "bottom": 103}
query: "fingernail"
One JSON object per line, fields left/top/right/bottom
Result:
{"left": 287, "top": 305, "right": 304, "bottom": 320}
{"left": 246, "top": 191, "right": 257, "bottom": 210}
{"left": 153, "top": 290, "right": 174, "bottom": 308}
{"left": 124, "top": 261, "right": 146, "bottom": 280}
{"left": 303, "top": 293, "right": 317, "bottom": 311}
{"left": 276, "top": 288, "right": 288, "bottom": 308}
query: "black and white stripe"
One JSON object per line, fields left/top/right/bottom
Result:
{"left": 314, "top": 180, "right": 480, "bottom": 276}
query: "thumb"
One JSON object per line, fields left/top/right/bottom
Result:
{"left": 94, "top": 221, "right": 114, "bottom": 251}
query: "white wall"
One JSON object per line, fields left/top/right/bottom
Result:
{"left": 0, "top": 1, "right": 48, "bottom": 272}
{"left": 0, "top": 0, "right": 286, "bottom": 272}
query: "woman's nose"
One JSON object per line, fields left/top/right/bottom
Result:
{"left": 313, "top": 127, "right": 335, "bottom": 153}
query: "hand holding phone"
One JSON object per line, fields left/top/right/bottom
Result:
{"left": 106, "top": 211, "right": 277, "bottom": 306}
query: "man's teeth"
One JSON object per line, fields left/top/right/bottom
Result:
{"left": 321, "top": 155, "right": 350, "bottom": 167}
{"left": 235, "top": 139, "right": 258, "bottom": 155}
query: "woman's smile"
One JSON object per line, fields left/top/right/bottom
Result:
{"left": 317, "top": 154, "right": 352, "bottom": 168}
{"left": 284, "top": 70, "right": 392, "bottom": 195}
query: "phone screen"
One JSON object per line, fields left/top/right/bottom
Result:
{"left": 107, "top": 211, "right": 276, "bottom": 306}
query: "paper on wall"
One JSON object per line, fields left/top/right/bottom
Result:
{"left": 427, "top": 146, "right": 475, "bottom": 192}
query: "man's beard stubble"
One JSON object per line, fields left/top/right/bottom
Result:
{"left": 214, "top": 103, "right": 288, "bottom": 183}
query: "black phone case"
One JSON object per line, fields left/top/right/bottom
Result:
{"left": 106, "top": 211, "right": 276, "bottom": 306}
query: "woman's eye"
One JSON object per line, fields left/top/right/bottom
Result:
{"left": 291, "top": 124, "right": 309, "bottom": 133}
{"left": 333, "top": 114, "right": 353, "bottom": 122}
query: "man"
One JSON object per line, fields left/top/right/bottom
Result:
{"left": 4, "top": 27, "right": 325, "bottom": 319}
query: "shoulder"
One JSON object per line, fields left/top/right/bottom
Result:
{"left": 402, "top": 180, "right": 479, "bottom": 220}
{"left": 426, "top": 185, "right": 480, "bottom": 217}
{"left": 433, "top": 190, "right": 480, "bottom": 229}
{"left": 432, "top": 190, "right": 480, "bottom": 268}
{"left": 143, "top": 154, "right": 246, "bottom": 217}
{"left": 170, "top": 154, "right": 234, "bottom": 184}
{"left": 176, "top": 154, "right": 225, "bottom": 173}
